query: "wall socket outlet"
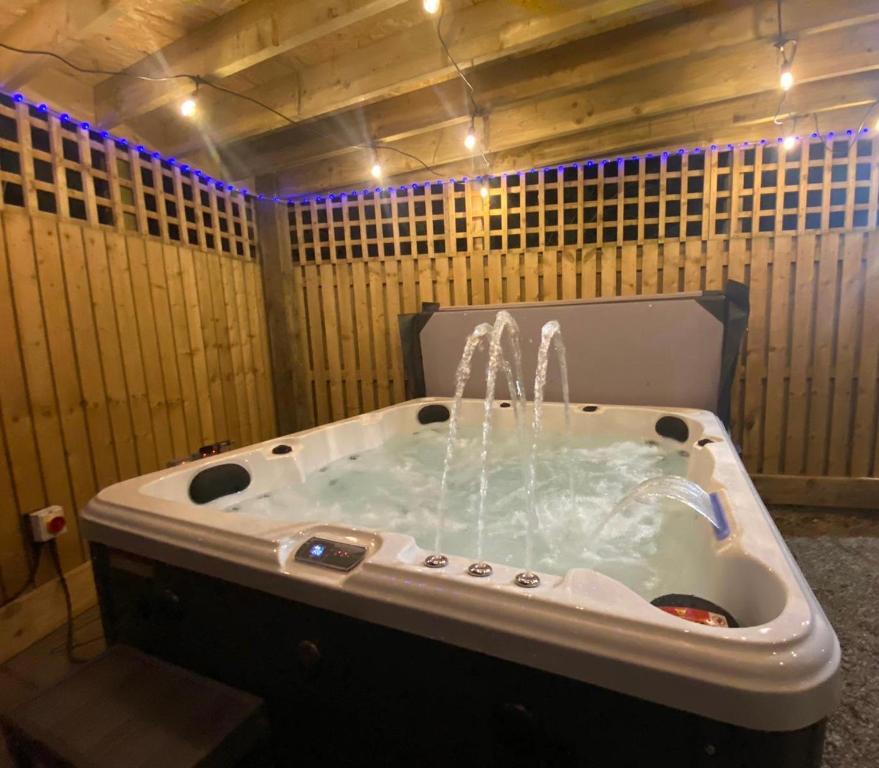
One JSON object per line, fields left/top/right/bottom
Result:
{"left": 28, "top": 505, "right": 67, "bottom": 542}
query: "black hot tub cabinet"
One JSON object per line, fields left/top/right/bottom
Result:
{"left": 82, "top": 399, "right": 840, "bottom": 768}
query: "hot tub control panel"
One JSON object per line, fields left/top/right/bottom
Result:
{"left": 294, "top": 537, "right": 367, "bottom": 572}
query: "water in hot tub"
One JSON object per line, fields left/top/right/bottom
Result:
{"left": 225, "top": 425, "right": 708, "bottom": 596}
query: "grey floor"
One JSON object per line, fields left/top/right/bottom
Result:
{"left": 1, "top": 506, "right": 876, "bottom": 767}
{"left": 774, "top": 509, "right": 879, "bottom": 768}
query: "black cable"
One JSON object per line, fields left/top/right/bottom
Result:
{"left": 0, "top": 543, "right": 43, "bottom": 607}
{"left": 848, "top": 99, "right": 879, "bottom": 153}
{"left": 436, "top": 6, "right": 479, "bottom": 116}
{"left": 435, "top": 5, "right": 491, "bottom": 172}
{"left": 201, "top": 80, "right": 441, "bottom": 175}
{"left": 0, "top": 41, "right": 444, "bottom": 179}
{"left": 0, "top": 42, "right": 198, "bottom": 83}
{"left": 47, "top": 539, "right": 89, "bottom": 664}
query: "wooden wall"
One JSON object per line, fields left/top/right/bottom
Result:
{"left": 0, "top": 208, "right": 275, "bottom": 606}
{"left": 283, "top": 134, "right": 879, "bottom": 493}
{"left": 0, "top": 87, "right": 276, "bottom": 617}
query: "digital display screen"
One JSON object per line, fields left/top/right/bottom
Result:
{"left": 295, "top": 537, "right": 367, "bottom": 571}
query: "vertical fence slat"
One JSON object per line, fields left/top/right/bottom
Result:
{"left": 762, "top": 236, "right": 792, "bottom": 474}
{"left": 806, "top": 234, "right": 840, "bottom": 475}
{"left": 57, "top": 220, "right": 118, "bottom": 491}
{"left": 826, "top": 234, "right": 864, "bottom": 475}
{"left": 367, "top": 260, "right": 391, "bottom": 410}
{"left": 319, "top": 261, "right": 345, "bottom": 421}
{"left": 163, "top": 244, "right": 204, "bottom": 453}
{"left": 851, "top": 231, "right": 879, "bottom": 476}
{"left": 742, "top": 237, "right": 769, "bottom": 471}
{"left": 335, "top": 262, "right": 361, "bottom": 416}
{"left": 784, "top": 235, "right": 817, "bottom": 475}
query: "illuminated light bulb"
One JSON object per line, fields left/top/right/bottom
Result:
{"left": 180, "top": 97, "right": 197, "bottom": 118}
{"left": 782, "top": 135, "right": 797, "bottom": 151}
{"left": 779, "top": 63, "right": 794, "bottom": 91}
{"left": 480, "top": 182, "right": 489, "bottom": 199}
{"left": 423, "top": 0, "right": 440, "bottom": 14}
{"left": 464, "top": 129, "right": 476, "bottom": 151}
{"left": 370, "top": 162, "right": 383, "bottom": 179}
{"left": 874, "top": 116, "right": 879, "bottom": 132}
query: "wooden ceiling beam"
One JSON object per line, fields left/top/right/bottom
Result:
{"left": 155, "top": 0, "right": 712, "bottom": 154}
{"left": 94, "top": 0, "right": 409, "bottom": 127}
{"left": 269, "top": 18, "right": 879, "bottom": 193}
{"left": 0, "top": 0, "right": 126, "bottom": 90}
{"left": 222, "top": 0, "right": 879, "bottom": 179}
{"left": 368, "top": 100, "right": 872, "bottom": 199}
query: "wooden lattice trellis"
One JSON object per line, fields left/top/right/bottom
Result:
{"left": 0, "top": 93, "right": 257, "bottom": 259}
{"left": 289, "top": 135, "right": 877, "bottom": 262}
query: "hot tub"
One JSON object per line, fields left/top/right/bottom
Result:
{"left": 82, "top": 398, "right": 840, "bottom": 767}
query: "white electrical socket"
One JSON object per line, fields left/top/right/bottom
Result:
{"left": 28, "top": 505, "right": 67, "bottom": 542}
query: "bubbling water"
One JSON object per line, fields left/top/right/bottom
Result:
{"left": 226, "top": 426, "right": 693, "bottom": 597}
{"left": 226, "top": 310, "right": 719, "bottom": 594}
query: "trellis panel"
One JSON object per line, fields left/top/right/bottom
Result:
{"left": 0, "top": 93, "right": 257, "bottom": 259}
{"left": 290, "top": 135, "right": 877, "bottom": 263}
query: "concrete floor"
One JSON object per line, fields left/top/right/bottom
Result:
{"left": 1, "top": 506, "right": 876, "bottom": 766}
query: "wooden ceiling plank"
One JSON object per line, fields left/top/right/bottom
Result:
{"left": 277, "top": 92, "right": 873, "bottom": 195}
{"left": 154, "top": 0, "right": 713, "bottom": 154}
{"left": 271, "top": 31, "right": 879, "bottom": 194}
{"left": 94, "top": 0, "right": 410, "bottom": 127}
{"left": 0, "top": 0, "right": 126, "bottom": 89}
{"left": 226, "top": 0, "right": 879, "bottom": 178}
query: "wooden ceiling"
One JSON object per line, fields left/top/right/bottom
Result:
{"left": 0, "top": 0, "right": 877, "bottom": 197}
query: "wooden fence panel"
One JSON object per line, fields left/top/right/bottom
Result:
{"left": 0, "top": 208, "right": 272, "bottom": 601}
{"left": 287, "top": 231, "right": 879, "bottom": 482}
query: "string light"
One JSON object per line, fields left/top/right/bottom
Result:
{"left": 779, "top": 61, "right": 794, "bottom": 91}
{"left": 0, "top": 42, "right": 443, "bottom": 179}
{"left": 775, "top": 1, "right": 796, "bottom": 92}
{"left": 782, "top": 135, "right": 797, "bottom": 151}
{"left": 464, "top": 123, "right": 476, "bottom": 151}
{"left": 423, "top": 0, "right": 440, "bottom": 14}
{"left": 4, "top": 84, "right": 870, "bottom": 209}
{"left": 180, "top": 97, "right": 197, "bottom": 117}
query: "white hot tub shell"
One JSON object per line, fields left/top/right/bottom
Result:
{"left": 82, "top": 398, "right": 840, "bottom": 766}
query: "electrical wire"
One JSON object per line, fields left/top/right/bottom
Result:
{"left": 436, "top": 6, "right": 479, "bottom": 117}
{"left": 848, "top": 99, "right": 879, "bottom": 153}
{"left": 0, "top": 42, "right": 444, "bottom": 178}
{"left": 435, "top": 4, "right": 491, "bottom": 172}
{"left": 47, "top": 539, "right": 90, "bottom": 664}
{"left": 0, "top": 543, "right": 43, "bottom": 608}
{"left": 0, "top": 42, "right": 197, "bottom": 83}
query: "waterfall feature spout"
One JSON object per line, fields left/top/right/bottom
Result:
{"left": 475, "top": 311, "right": 525, "bottom": 566}
{"left": 523, "top": 321, "right": 571, "bottom": 578}
{"left": 431, "top": 323, "right": 492, "bottom": 560}
{"left": 594, "top": 476, "right": 727, "bottom": 540}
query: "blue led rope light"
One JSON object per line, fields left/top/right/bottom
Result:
{"left": 8, "top": 90, "right": 871, "bottom": 208}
